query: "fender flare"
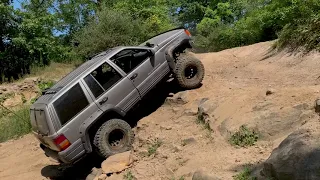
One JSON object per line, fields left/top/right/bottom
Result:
{"left": 79, "top": 105, "right": 126, "bottom": 152}
{"left": 165, "top": 38, "right": 193, "bottom": 71}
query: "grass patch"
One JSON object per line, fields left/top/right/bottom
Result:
{"left": 171, "top": 176, "right": 185, "bottom": 180}
{"left": 38, "top": 80, "right": 55, "bottom": 92}
{"left": 30, "top": 97, "right": 37, "bottom": 104}
{"left": 0, "top": 92, "right": 14, "bottom": 104}
{"left": 233, "top": 167, "right": 257, "bottom": 180}
{"left": 230, "top": 125, "right": 259, "bottom": 147}
{"left": 0, "top": 105, "right": 31, "bottom": 142}
{"left": 123, "top": 171, "right": 136, "bottom": 180}
{"left": 196, "top": 111, "right": 213, "bottom": 133}
{"left": 29, "top": 62, "right": 76, "bottom": 80}
{"left": 147, "top": 138, "right": 162, "bottom": 156}
{"left": 20, "top": 93, "right": 27, "bottom": 104}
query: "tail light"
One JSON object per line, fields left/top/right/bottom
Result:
{"left": 185, "top": 29, "right": 192, "bottom": 37}
{"left": 54, "top": 134, "right": 71, "bottom": 151}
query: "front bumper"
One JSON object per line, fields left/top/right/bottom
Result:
{"left": 40, "top": 139, "right": 86, "bottom": 164}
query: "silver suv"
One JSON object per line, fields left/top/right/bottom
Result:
{"left": 30, "top": 28, "right": 205, "bottom": 164}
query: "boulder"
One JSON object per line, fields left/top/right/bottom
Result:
{"left": 166, "top": 91, "right": 189, "bottom": 105}
{"left": 261, "top": 124, "right": 320, "bottom": 180}
{"left": 24, "top": 77, "right": 40, "bottom": 83}
{"left": 192, "top": 170, "right": 220, "bottom": 180}
{"left": 182, "top": 137, "right": 197, "bottom": 146}
{"left": 198, "top": 99, "right": 217, "bottom": 118}
{"left": 184, "top": 108, "right": 198, "bottom": 116}
{"left": 101, "top": 151, "right": 133, "bottom": 174}
{"left": 314, "top": 98, "right": 320, "bottom": 113}
{"left": 266, "top": 88, "right": 276, "bottom": 96}
{"left": 94, "top": 174, "right": 107, "bottom": 180}
{"left": 85, "top": 174, "right": 96, "bottom": 180}
{"left": 2, "top": 94, "right": 22, "bottom": 107}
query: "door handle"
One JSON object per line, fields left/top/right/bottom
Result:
{"left": 99, "top": 97, "right": 108, "bottom": 105}
{"left": 130, "top": 73, "right": 138, "bottom": 80}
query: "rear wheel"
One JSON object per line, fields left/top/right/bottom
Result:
{"left": 93, "top": 119, "right": 134, "bottom": 158}
{"left": 174, "top": 53, "right": 205, "bottom": 89}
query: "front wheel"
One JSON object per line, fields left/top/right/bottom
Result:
{"left": 174, "top": 53, "right": 205, "bottom": 89}
{"left": 93, "top": 119, "right": 134, "bottom": 158}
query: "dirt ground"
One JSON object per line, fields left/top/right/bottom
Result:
{"left": 1, "top": 41, "right": 320, "bottom": 180}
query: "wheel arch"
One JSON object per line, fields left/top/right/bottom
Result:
{"left": 79, "top": 106, "right": 126, "bottom": 152}
{"left": 165, "top": 38, "right": 193, "bottom": 71}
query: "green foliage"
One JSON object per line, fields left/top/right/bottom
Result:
{"left": 194, "top": 0, "right": 320, "bottom": 52}
{"left": 0, "top": 92, "right": 14, "bottom": 104}
{"left": 30, "top": 98, "right": 37, "bottom": 104}
{"left": 38, "top": 80, "right": 55, "bottom": 92}
{"left": 230, "top": 125, "right": 259, "bottom": 147}
{"left": 73, "top": 7, "right": 148, "bottom": 59}
{"left": 196, "top": 110, "right": 213, "bottom": 133}
{"left": 21, "top": 93, "right": 27, "bottom": 104}
{"left": 0, "top": 105, "right": 31, "bottom": 142}
{"left": 73, "top": 1, "right": 175, "bottom": 60}
{"left": 278, "top": 14, "right": 320, "bottom": 52}
{"left": 0, "top": 0, "right": 75, "bottom": 83}
{"left": 233, "top": 167, "right": 257, "bottom": 180}
{"left": 123, "top": 171, "right": 136, "bottom": 180}
{"left": 171, "top": 176, "right": 185, "bottom": 180}
{"left": 147, "top": 138, "right": 162, "bottom": 156}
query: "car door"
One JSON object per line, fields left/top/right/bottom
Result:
{"left": 83, "top": 61, "right": 140, "bottom": 113}
{"left": 110, "top": 48, "right": 158, "bottom": 97}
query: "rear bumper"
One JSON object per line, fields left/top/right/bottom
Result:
{"left": 40, "top": 139, "right": 86, "bottom": 164}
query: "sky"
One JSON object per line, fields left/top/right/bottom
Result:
{"left": 13, "top": 0, "right": 21, "bottom": 9}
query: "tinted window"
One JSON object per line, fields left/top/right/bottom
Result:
{"left": 89, "top": 62, "right": 122, "bottom": 93}
{"left": 54, "top": 83, "right": 89, "bottom": 126}
{"left": 111, "top": 49, "right": 150, "bottom": 73}
{"left": 84, "top": 75, "right": 104, "bottom": 98}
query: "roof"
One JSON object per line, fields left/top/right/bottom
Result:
{"left": 35, "top": 49, "right": 116, "bottom": 104}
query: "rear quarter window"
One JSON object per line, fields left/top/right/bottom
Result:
{"left": 53, "top": 83, "right": 89, "bottom": 126}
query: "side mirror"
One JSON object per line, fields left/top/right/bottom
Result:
{"left": 148, "top": 49, "right": 155, "bottom": 56}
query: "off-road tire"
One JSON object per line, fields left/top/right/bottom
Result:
{"left": 175, "top": 53, "right": 205, "bottom": 89}
{"left": 93, "top": 119, "right": 134, "bottom": 158}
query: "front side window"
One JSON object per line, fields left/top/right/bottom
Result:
{"left": 54, "top": 83, "right": 89, "bottom": 126}
{"left": 84, "top": 62, "right": 122, "bottom": 98}
{"left": 111, "top": 49, "right": 150, "bottom": 74}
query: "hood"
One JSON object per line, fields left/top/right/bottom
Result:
{"left": 140, "top": 29, "right": 184, "bottom": 48}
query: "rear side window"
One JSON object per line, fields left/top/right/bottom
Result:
{"left": 53, "top": 83, "right": 89, "bottom": 126}
{"left": 84, "top": 75, "right": 104, "bottom": 98}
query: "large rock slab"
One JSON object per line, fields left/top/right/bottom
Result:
{"left": 101, "top": 151, "right": 133, "bottom": 174}
{"left": 192, "top": 170, "right": 220, "bottom": 180}
{"left": 166, "top": 91, "right": 190, "bottom": 105}
{"left": 261, "top": 121, "right": 320, "bottom": 180}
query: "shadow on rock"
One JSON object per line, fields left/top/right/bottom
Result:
{"left": 125, "top": 79, "right": 188, "bottom": 127}
{"left": 41, "top": 153, "right": 103, "bottom": 180}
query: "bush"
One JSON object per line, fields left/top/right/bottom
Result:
{"left": 194, "top": 0, "right": 320, "bottom": 52}
{"left": 230, "top": 125, "right": 259, "bottom": 147}
{"left": 147, "top": 138, "right": 162, "bottom": 156}
{"left": 278, "top": 14, "right": 320, "bottom": 52}
{"left": 73, "top": 7, "right": 149, "bottom": 60}
{"left": 0, "top": 105, "right": 31, "bottom": 142}
{"left": 123, "top": 171, "right": 136, "bottom": 180}
{"left": 38, "top": 80, "right": 55, "bottom": 92}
